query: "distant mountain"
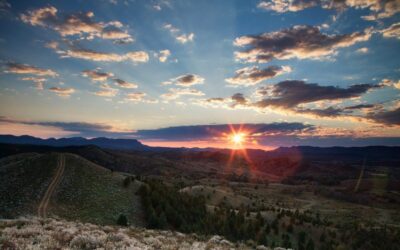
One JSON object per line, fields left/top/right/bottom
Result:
{"left": 0, "top": 135, "right": 149, "bottom": 150}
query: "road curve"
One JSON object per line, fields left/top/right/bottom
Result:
{"left": 38, "top": 154, "right": 65, "bottom": 218}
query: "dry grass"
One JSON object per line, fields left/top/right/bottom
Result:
{"left": 0, "top": 217, "right": 291, "bottom": 250}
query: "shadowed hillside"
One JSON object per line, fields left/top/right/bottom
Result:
{"left": 0, "top": 152, "right": 145, "bottom": 226}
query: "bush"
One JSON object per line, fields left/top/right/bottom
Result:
{"left": 117, "top": 214, "right": 128, "bottom": 226}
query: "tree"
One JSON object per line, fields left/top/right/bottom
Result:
{"left": 306, "top": 239, "right": 315, "bottom": 250}
{"left": 117, "top": 214, "right": 128, "bottom": 226}
{"left": 123, "top": 176, "right": 131, "bottom": 187}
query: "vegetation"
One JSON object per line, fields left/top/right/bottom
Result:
{"left": 138, "top": 178, "right": 400, "bottom": 249}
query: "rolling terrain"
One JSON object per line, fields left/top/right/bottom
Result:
{"left": 1, "top": 140, "right": 400, "bottom": 249}
{"left": 0, "top": 152, "right": 145, "bottom": 226}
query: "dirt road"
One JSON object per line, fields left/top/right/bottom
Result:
{"left": 38, "top": 154, "right": 65, "bottom": 217}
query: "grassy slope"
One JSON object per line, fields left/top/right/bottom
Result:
{"left": 0, "top": 153, "right": 145, "bottom": 226}
{"left": 0, "top": 153, "right": 59, "bottom": 218}
{"left": 49, "top": 153, "right": 145, "bottom": 226}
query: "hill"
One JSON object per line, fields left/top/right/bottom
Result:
{"left": 0, "top": 134, "right": 149, "bottom": 150}
{"left": 0, "top": 152, "right": 145, "bottom": 226}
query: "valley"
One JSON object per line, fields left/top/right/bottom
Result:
{"left": 1, "top": 137, "right": 400, "bottom": 249}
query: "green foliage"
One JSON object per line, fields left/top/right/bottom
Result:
{"left": 138, "top": 179, "right": 276, "bottom": 244}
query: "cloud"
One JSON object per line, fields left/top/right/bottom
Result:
{"left": 4, "top": 62, "right": 58, "bottom": 77}
{"left": 125, "top": 92, "right": 146, "bottom": 102}
{"left": 161, "top": 88, "right": 205, "bottom": 100}
{"left": 199, "top": 80, "right": 390, "bottom": 124}
{"left": 356, "top": 47, "right": 369, "bottom": 54}
{"left": 82, "top": 69, "right": 114, "bottom": 82}
{"left": 253, "top": 80, "right": 380, "bottom": 109}
{"left": 380, "top": 78, "right": 400, "bottom": 89}
{"left": 94, "top": 88, "right": 118, "bottom": 97}
{"left": 0, "top": 0, "right": 11, "bottom": 13}
{"left": 0, "top": 116, "right": 131, "bottom": 138}
{"left": 380, "top": 22, "right": 400, "bottom": 39}
{"left": 114, "top": 79, "right": 138, "bottom": 89}
{"left": 49, "top": 87, "right": 75, "bottom": 97}
{"left": 225, "top": 66, "right": 291, "bottom": 86}
{"left": 57, "top": 47, "right": 149, "bottom": 63}
{"left": 135, "top": 122, "right": 315, "bottom": 140}
{"left": 367, "top": 107, "right": 400, "bottom": 125}
{"left": 20, "top": 6, "right": 134, "bottom": 43}
{"left": 163, "top": 23, "right": 194, "bottom": 44}
{"left": 176, "top": 33, "right": 194, "bottom": 44}
{"left": 258, "top": 0, "right": 400, "bottom": 20}
{"left": 344, "top": 104, "right": 376, "bottom": 110}
{"left": 234, "top": 25, "right": 372, "bottom": 63}
{"left": 162, "top": 74, "right": 205, "bottom": 86}
{"left": 196, "top": 93, "right": 250, "bottom": 109}
{"left": 258, "top": 0, "right": 320, "bottom": 12}
{"left": 156, "top": 49, "right": 171, "bottom": 62}
{"left": 20, "top": 77, "right": 46, "bottom": 90}
{"left": 153, "top": 4, "right": 162, "bottom": 11}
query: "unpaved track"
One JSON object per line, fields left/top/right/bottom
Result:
{"left": 38, "top": 154, "right": 65, "bottom": 217}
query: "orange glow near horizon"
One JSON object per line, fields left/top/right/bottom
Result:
{"left": 142, "top": 124, "right": 278, "bottom": 151}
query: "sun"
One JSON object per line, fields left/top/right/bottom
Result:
{"left": 231, "top": 133, "right": 245, "bottom": 145}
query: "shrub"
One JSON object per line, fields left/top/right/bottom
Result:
{"left": 116, "top": 214, "right": 128, "bottom": 226}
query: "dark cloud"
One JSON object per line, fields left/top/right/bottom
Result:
{"left": 114, "top": 79, "right": 138, "bottom": 89}
{"left": 368, "top": 107, "right": 400, "bottom": 125}
{"left": 82, "top": 69, "right": 114, "bottom": 82}
{"left": 297, "top": 107, "right": 345, "bottom": 117}
{"left": 0, "top": 116, "right": 124, "bottom": 137}
{"left": 344, "top": 104, "right": 376, "bottom": 110}
{"left": 231, "top": 93, "right": 248, "bottom": 107}
{"left": 135, "top": 122, "right": 315, "bottom": 140}
{"left": 234, "top": 25, "right": 371, "bottom": 63}
{"left": 225, "top": 66, "right": 291, "bottom": 86}
{"left": 254, "top": 80, "right": 380, "bottom": 109}
{"left": 162, "top": 74, "right": 204, "bottom": 86}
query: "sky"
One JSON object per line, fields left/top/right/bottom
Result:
{"left": 0, "top": 0, "right": 399, "bottom": 149}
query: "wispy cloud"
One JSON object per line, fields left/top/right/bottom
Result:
{"left": 161, "top": 88, "right": 205, "bottom": 100}
{"left": 49, "top": 87, "right": 75, "bottom": 97}
{"left": 163, "top": 23, "right": 194, "bottom": 44}
{"left": 4, "top": 62, "right": 58, "bottom": 77}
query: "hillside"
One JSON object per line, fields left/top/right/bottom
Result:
{"left": 0, "top": 217, "right": 284, "bottom": 250}
{"left": 0, "top": 152, "right": 145, "bottom": 226}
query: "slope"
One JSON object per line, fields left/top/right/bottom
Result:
{"left": 0, "top": 152, "right": 145, "bottom": 226}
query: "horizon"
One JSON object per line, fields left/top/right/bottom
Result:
{"left": 2, "top": 133, "right": 400, "bottom": 151}
{"left": 0, "top": 0, "right": 399, "bottom": 149}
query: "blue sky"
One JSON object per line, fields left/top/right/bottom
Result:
{"left": 0, "top": 0, "right": 399, "bottom": 148}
